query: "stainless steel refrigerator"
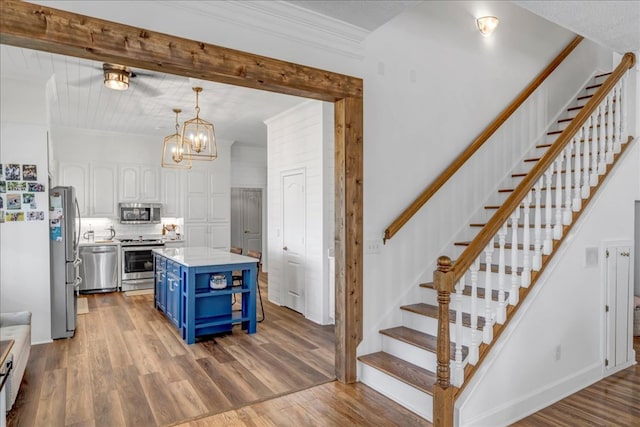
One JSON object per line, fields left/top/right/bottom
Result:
{"left": 50, "top": 186, "right": 82, "bottom": 339}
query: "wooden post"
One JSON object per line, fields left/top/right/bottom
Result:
{"left": 334, "top": 97, "right": 364, "bottom": 383}
{"left": 433, "top": 256, "right": 454, "bottom": 427}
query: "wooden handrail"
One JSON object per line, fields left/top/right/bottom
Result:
{"left": 448, "top": 52, "right": 636, "bottom": 286}
{"left": 383, "top": 35, "right": 584, "bottom": 243}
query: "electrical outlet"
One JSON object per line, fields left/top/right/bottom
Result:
{"left": 555, "top": 345, "right": 561, "bottom": 361}
{"left": 365, "top": 239, "right": 381, "bottom": 254}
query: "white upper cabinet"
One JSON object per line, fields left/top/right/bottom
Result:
{"left": 58, "top": 162, "right": 89, "bottom": 216}
{"left": 118, "top": 164, "right": 160, "bottom": 203}
{"left": 161, "top": 169, "right": 183, "bottom": 218}
{"left": 90, "top": 163, "right": 118, "bottom": 217}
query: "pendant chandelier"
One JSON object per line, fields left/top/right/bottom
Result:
{"left": 161, "top": 108, "right": 192, "bottom": 169}
{"left": 182, "top": 87, "right": 217, "bottom": 161}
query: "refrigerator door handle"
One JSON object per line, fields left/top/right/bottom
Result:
{"left": 74, "top": 257, "right": 83, "bottom": 267}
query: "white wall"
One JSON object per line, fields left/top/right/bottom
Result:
{"left": 457, "top": 140, "right": 640, "bottom": 426}
{"left": 266, "top": 100, "right": 335, "bottom": 324}
{"left": 0, "top": 76, "right": 51, "bottom": 343}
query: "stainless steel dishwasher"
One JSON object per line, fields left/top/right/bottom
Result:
{"left": 78, "top": 245, "right": 119, "bottom": 293}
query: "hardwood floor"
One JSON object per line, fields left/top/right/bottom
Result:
{"left": 7, "top": 277, "right": 338, "bottom": 427}
{"left": 7, "top": 277, "right": 640, "bottom": 427}
{"left": 513, "top": 336, "right": 640, "bottom": 427}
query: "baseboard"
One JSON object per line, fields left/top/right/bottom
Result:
{"left": 463, "top": 362, "right": 602, "bottom": 426}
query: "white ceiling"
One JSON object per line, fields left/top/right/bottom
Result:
{"left": 1, "top": 1, "right": 637, "bottom": 148}
{"left": 0, "top": 45, "right": 306, "bottom": 145}
{"left": 513, "top": 1, "right": 640, "bottom": 53}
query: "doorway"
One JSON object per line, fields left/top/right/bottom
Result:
{"left": 231, "top": 188, "right": 263, "bottom": 256}
{"left": 281, "top": 170, "right": 306, "bottom": 314}
{"left": 1, "top": 1, "right": 363, "bottom": 383}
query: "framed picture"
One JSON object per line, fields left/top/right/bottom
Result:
{"left": 7, "top": 182, "right": 27, "bottom": 191}
{"left": 27, "top": 182, "right": 45, "bottom": 192}
{"left": 5, "top": 164, "right": 20, "bottom": 181}
{"left": 7, "top": 194, "right": 21, "bottom": 210}
{"left": 22, "top": 164, "right": 37, "bottom": 181}
{"left": 6, "top": 211, "right": 24, "bottom": 222}
{"left": 0, "top": 181, "right": 5, "bottom": 193}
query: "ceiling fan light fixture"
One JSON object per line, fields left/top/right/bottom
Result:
{"left": 103, "top": 65, "right": 130, "bottom": 91}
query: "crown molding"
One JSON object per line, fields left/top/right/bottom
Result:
{"left": 159, "top": 0, "right": 368, "bottom": 60}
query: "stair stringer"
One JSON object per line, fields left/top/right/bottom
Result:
{"left": 454, "top": 139, "right": 639, "bottom": 427}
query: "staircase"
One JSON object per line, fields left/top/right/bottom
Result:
{"left": 359, "top": 52, "right": 636, "bottom": 425}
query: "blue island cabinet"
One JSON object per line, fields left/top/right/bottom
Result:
{"left": 153, "top": 247, "right": 258, "bottom": 344}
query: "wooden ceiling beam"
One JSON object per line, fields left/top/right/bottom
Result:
{"left": 0, "top": 0, "right": 363, "bottom": 102}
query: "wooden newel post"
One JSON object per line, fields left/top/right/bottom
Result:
{"left": 433, "top": 255, "right": 455, "bottom": 427}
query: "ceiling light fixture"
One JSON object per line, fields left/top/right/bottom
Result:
{"left": 161, "top": 108, "right": 192, "bottom": 169}
{"left": 103, "top": 64, "right": 131, "bottom": 91}
{"left": 476, "top": 16, "right": 499, "bottom": 37}
{"left": 182, "top": 87, "right": 217, "bottom": 161}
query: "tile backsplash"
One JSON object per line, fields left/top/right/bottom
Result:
{"left": 78, "top": 217, "right": 183, "bottom": 241}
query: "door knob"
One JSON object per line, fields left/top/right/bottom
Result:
{"left": 244, "top": 230, "right": 250, "bottom": 234}
{"left": 283, "top": 246, "right": 288, "bottom": 251}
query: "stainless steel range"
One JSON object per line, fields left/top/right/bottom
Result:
{"left": 120, "top": 237, "right": 164, "bottom": 291}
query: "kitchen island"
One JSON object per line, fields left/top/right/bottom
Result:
{"left": 152, "top": 247, "right": 259, "bottom": 344}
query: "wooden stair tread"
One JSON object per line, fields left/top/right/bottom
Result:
{"left": 512, "top": 168, "right": 591, "bottom": 177}
{"left": 358, "top": 352, "right": 436, "bottom": 395}
{"left": 594, "top": 72, "right": 612, "bottom": 79}
{"left": 537, "top": 137, "right": 604, "bottom": 149}
{"left": 420, "top": 282, "right": 508, "bottom": 302}
{"left": 380, "top": 326, "right": 469, "bottom": 359}
{"left": 585, "top": 83, "right": 603, "bottom": 90}
{"left": 484, "top": 204, "right": 558, "bottom": 209}
{"left": 499, "top": 185, "right": 575, "bottom": 192}
{"left": 470, "top": 222, "right": 552, "bottom": 229}
{"left": 401, "top": 303, "right": 485, "bottom": 329}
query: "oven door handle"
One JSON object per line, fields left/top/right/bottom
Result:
{"left": 122, "top": 245, "right": 164, "bottom": 252}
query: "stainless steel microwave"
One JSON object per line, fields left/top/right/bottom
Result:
{"left": 119, "top": 203, "right": 162, "bottom": 224}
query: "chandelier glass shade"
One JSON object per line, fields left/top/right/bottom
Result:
{"left": 103, "top": 64, "right": 130, "bottom": 91}
{"left": 161, "top": 108, "right": 192, "bottom": 169}
{"left": 476, "top": 16, "right": 499, "bottom": 37}
{"left": 181, "top": 87, "right": 217, "bottom": 161}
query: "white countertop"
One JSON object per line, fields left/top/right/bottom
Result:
{"left": 79, "top": 240, "right": 120, "bottom": 247}
{"left": 152, "top": 247, "right": 259, "bottom": 267}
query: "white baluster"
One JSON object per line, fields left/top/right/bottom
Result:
{"left": 497, "top": 224, "right": 507, "bottom": 324}
{"left": 614, "top": 82, "right": 622, "bottom": 153}
{"left": 510, "top": 207, "right": 520, "bottom": 304}
{"left": 533, "top": 178, "right": 543, "bottom": 270}
{"left": 581, "top": 116, "right": 591, "bottom": 199}
{"left": 606, "top": 92, "right": 614, "bottom": 164}
{"left": 590, "top": 110, "right": 599, "bottom": 186}
{"left": 598, "top": 103, "right": 606, "bottom": 175}
{"left": 573, "top": 129, "right": 583, "bottom": 211}
{"left": 521, "top": 192, "right": 532, "bottom": 287}
{"left": 483, "top": 240, "right": 494, "bottom": 344}
{"left": 564, "top": 138, "right": 574, "bottom": 222}
{"left": 554, "top": 151, "right": 564, "bottom": 240}
{"left": 621, "top": 75, "right": 628, "bottom": 143}
{"left": 454, "top": 278, "right": 463, "bottom": 387}
{"left": 543, "top": 164, "right": 553, "bottom": 255}
{"left": 469, "top": 259, "right": 480, "bottom": 364}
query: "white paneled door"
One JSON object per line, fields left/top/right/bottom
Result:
{"left": 282, "top": 170, "right": 306, "bottom": 314}
{"left": 231, "top": 188, "right": 263, "bottom": 254}
{"left": 604, "top": 243, "right": 633, "bottom": 371}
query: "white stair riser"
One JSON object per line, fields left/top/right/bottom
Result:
{"left": 402, "top": 310, "right": 475, "bottom": 344}
{"left": 421, "top": 288, "right": 501, "bottom": 313}
{"left": 381, "top": 334, "right": 438, "bottom": 371}
{"left": 359, "top": 362, "right": 433, "bottom": 422}
{"left": 452, "top": 246, "right": 537, "bottom": 269}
